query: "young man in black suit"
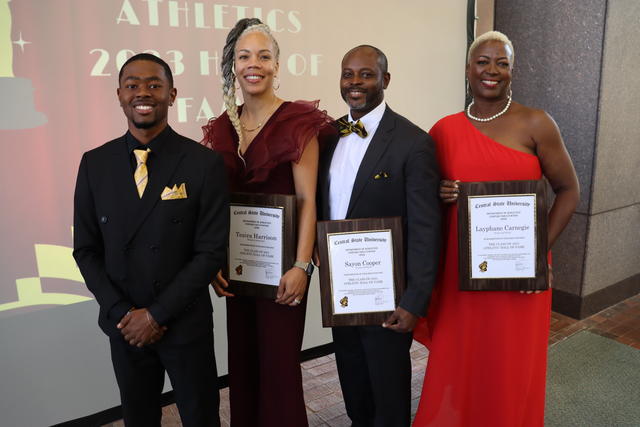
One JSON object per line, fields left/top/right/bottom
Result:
{"left": 317, "top": 45, "right": 441, "bottom": 426}
{"left": 73, "top": 53, "right": 228, "bottom": 426}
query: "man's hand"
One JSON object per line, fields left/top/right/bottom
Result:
{"left": 382, "top": 307, "right": 418, "bottom": 333}
{"left": 117, "top": 308, "right": 166, "bottom": 347}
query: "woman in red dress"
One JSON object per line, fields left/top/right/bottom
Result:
{"left": 412, "top": 31, "right": 580, "bottom": 427}
{"left": 202, "top": 18, "right": 333, "bottom": 427}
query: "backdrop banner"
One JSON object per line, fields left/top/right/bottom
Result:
{"left": 0, "top": 1, "right": 466, "bottom": 424}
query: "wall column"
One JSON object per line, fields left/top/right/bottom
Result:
{"left": 494, "top": 0, "right": 640, "bottom": 318}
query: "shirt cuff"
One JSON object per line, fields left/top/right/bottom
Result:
{"left": 398, "top": 296, "right": 426, "bottom": 318}
{"left": 108, "top": 301, "right": 134, "bottom": 323}
{"left": 148, "top": 303, "right": 171, "bottom": 326}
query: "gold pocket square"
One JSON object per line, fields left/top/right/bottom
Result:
{"left": 373, "top": 171, "right": 390, "bottom": 180}
{"left": 161, "top": 183, "right": 188, "bottom": 200}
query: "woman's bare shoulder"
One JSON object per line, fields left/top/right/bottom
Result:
{"left": 512, "top": 102, "right": 557, "bottom": 129}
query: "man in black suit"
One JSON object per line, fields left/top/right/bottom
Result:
{"left": 317, "top": 45, "right": 441, "bottom": 426}
{"left": 73, "top": 53, "right": 228, "bottom": 426}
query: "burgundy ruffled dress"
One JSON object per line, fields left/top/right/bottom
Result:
{"left": 203, "top": 100, "right": 334, "bottom": 195}
{"left": 202, "top": 100, "right": 334, "bottom": 427}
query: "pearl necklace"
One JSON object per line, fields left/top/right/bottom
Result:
{"left": 466, "top": 94, "right": 512, "bottom": 122}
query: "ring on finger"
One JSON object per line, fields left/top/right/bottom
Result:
{"left": 293, "top": 298, "right": 302, "bottom": 305}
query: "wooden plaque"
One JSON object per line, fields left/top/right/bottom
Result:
{"left": 316, "top": 217, "right": 405, "bottom": 327}
{"left": 227, "top": 193, "right": 296, "bottom": 299}
{"left": 458, "top": 180, "right": 548, "bottom": 291}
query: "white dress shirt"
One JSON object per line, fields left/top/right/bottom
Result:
{"left": 329, "top": 101, "right": 386, "bottom": 220}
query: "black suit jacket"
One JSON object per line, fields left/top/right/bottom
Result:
{"left": 318, "top": 106, "right": 440, "bottom": 316}
{"left": 73, "top": 126, "right": 229, "bottom": 345}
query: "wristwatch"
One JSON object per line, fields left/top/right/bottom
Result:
{"left": 293, "top": 260, "right": 314, "bottom": 276}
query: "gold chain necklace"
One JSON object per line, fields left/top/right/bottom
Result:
{"left": 241, "top": 98, "right": 278, "bottom": 132}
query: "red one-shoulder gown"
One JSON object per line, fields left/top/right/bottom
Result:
{"left": 413, "top": 112, "right": 551, "bottom": 427}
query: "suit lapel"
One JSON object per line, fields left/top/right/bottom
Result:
{"left": 125, "top": 129, "right": 185, "bottom": 243}
{"left": 110, "top": 135, "right": 140, "bottom": 209}
{"left": 345, "top": 108, "right": 396, "bottom": 218}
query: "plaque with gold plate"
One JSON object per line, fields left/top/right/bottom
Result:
{"left": 227, "top": 193, "right": 296, "bottom": 299}
{"left": 457, "top": 180, "right": 549, "bottom": 291}
{"left": 316, "top": 217, "right": 405, "bottom": 326}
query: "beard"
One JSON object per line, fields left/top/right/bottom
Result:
{"left": 346, "top": 97, "right": 369, "bottom": 111}
{"left": 341, "top": 86, "right": 384, "bottom": 115}
{"left": 341, "top": 91, "right": 369, "bottom": 111}
{"left": 132, "top": 118, "right": 158, "bottom": 129}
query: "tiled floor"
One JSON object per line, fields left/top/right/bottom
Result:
{"left": 104, "top": 293, "right": 640, "bottom": 427}
{"left": 549, "top": 294, "right": 640, "bottom": 349}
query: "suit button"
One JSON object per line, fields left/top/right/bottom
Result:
{"left": 150, "top": 245, "right": 159, "bottom": 252}
{"left": 171, "top": 217, "right": 182, "bottom": 224}
{"left": 153, "top": 281, "right": 161, "bottom": 288}
{"left": 100, "top": 216, "right": 108, "bottom": 224}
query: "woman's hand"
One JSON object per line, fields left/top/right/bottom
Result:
{"left": 275, "top": 267, "right": 308, "bottom": 306}
{"left": 210, "top": 270, "right": 234, "bottom": 297}
{"left": 440, "top": 179, "right": 460, "bottom": 203}
{"left": 520, "top": 266, "right": 553, "bottom": 294}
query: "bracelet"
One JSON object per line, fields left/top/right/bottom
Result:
{"left": 146, "top": 311, "right": 160, "bottom": 333}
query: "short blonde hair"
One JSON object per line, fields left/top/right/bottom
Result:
{"left": 467, "top": 31, "right": 515, "bottom": 65}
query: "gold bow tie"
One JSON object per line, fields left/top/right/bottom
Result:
{"left": 337, "top": 117, "right": 368, "bottom": 138}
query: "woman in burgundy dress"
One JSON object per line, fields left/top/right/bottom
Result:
{"left": 202, "top": 18, "right": 333, "bottom": 427}
{"left": 412, "top": 31, "right": 580, "bottom": 426}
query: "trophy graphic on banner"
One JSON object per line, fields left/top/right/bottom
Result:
{"left": 1, "top": 0, "right": 47, "bottom": 130}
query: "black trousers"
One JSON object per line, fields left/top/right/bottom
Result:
{"left": 332, "top": 325, "right": 413, "bottom": 427}
{"left": 109, "top": 330, "right": 220, "bottom": 427}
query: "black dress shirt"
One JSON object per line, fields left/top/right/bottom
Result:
{"left": 125, "top": 125, "right": 172, "bottom": 172}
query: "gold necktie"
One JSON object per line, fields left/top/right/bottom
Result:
{"left": 133, "top": 148, "right": 150, "bottom": 198}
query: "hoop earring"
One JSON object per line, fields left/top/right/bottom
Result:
{"left": 273, "top": 75, "right": 280, "bottom": 91}
{"left": 466, "top": 79, "right": 472, "bottom": 97}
